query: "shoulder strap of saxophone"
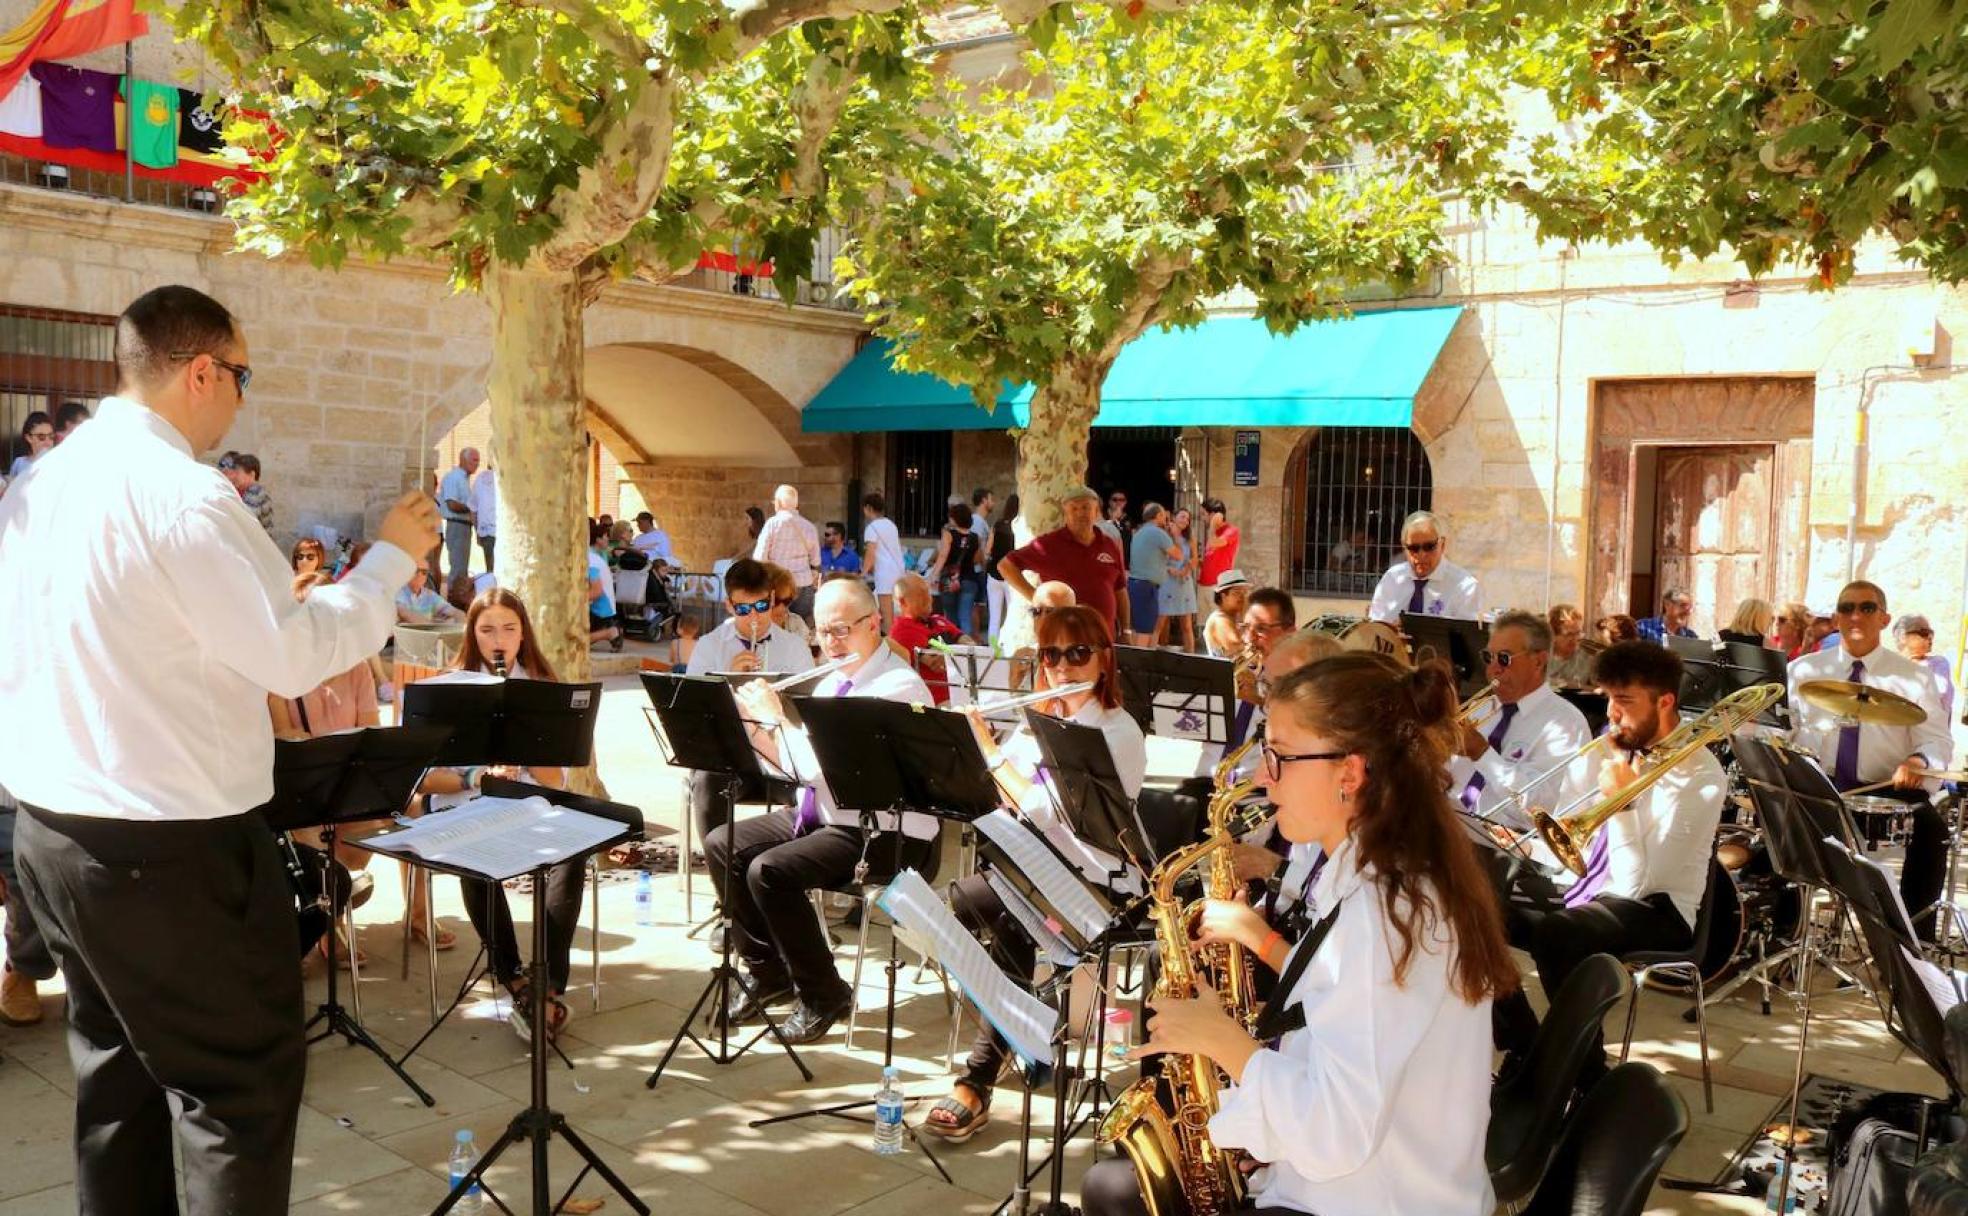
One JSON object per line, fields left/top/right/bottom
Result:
{"left": 1251, "top": 899, "right": 1344, "bottom": 1043}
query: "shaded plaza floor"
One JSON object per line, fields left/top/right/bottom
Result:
{"left": 0, "top": 673, "right": 1946, "bottom": 1214}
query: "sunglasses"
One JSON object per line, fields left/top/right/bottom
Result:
{"left": 1037, "top": 643, "right": 1102, "bottom": 667}
{"left": 817, "top": 612, "right": 875, "bottom": 641}
{"left": 1261, "top": 746, "right": 1347, "bottom": 781}
{"left": 171, "top": 350, "right": 252, "bottom": 393}
{"left": 1837, "top": 600, "right": 1882, "bottom": 616}
{"left": 731, "top": 597, "right": 773, "bottom": 616}
{"left": 1480, "top": 649, "right": 1516, "bottom": 669}
{"left": 1404, "top": 540, "right": 1439, "bottom": 555}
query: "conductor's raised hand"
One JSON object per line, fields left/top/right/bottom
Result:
{"left": 377, "top": 491, "right": 441, "bottom": 561}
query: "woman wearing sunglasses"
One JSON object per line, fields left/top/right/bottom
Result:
{"left": 1080, "top": 652, "right": 1514, "bottom": 1216}
{"left": 924, "top": 605, "right": 1148, "bottom": 1144}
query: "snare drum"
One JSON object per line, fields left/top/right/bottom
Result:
{"left": 1844, "top": 793, "right": 1913, "bottom": 851}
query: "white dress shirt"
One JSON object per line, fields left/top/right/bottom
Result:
{"left": 1789, "top": 644, "right": 1953, "bottom": 791}
{"left": 1447, "top": 683, "right": 1592, "bottom": 829}
{"left": 1210, "top": 836, "right": 1495, "bottom": 1216}
{"left": 631, "top": 526, "right": 673, "bottom": 562}
{"left": 0, "top": 397, "right": 412, "bottom": 821}
{"left": 1000, "top": 699, "right": 1147, "bottom": 890}
{"left": 692, "top": 618, "right": 814, "bottom": 676}
{"left": 1581, "top": 740, "right": 1727, "bottom": 927}
{"left": 1366, "top": 558, "right": 1483, "bottom": 624}
{"left": 471, "top": 468, "right": 497, "bottom": 538}
{"left": 772, "top": 643, "right": 938, "bottom": 839}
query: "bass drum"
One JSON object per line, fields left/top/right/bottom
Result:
{"left": 1649, "top": 842, "right": 1802, "bottom": 992}
{"left": 1302, "top": 615, "right": 1411, "bottom": 666}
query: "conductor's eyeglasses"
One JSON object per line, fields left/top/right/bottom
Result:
{"left": 1037, "top": 644, "right": 1100, "bottom": 667}
{"left": 1404, "top": 540, "right": 1439, "bottom": 555}
{"left": 731, "top": 597, "right": 773, "bottom": 616}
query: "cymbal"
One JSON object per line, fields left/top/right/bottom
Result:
{"left": 1796, "top": 679, "right": 1927, "bottom": 727}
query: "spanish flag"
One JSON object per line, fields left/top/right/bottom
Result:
{"left": 0, "top": 0, "right": 148, "bottom": 101}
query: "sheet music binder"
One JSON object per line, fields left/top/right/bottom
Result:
{"left": 970, "top": 809, "right": 1114, "bottom": 949}
{"left": 793, "top": 696, "right": 1001, "bottom": 822}
{"left": 357, "top": 776, "right": 645, "bottom": 882}
{"left": 401, "top": 675, "right": 603, "bottom": 768}
{"left": 254, "top": 724, "right": 453, "bottom": 833}
{"left": 1113, "top": 646, "right": 1235, "bottom": 743}
{"left": 1024, "top": 711, "right": 1148, "bottom": 870}
{"left": 1401, "top": 613, "right": 1491, "bottom": 699}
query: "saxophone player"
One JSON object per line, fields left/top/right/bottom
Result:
{"left": 922, "top": 606, "right": 1148, "bottom": 1144}
{"left": 1084, "top": 653, "right": 1515, "bottom": 1216}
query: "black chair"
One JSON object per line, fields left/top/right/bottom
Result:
{"left": 1490, "top": 953, "right": 1633, "bottom": 1206}
{"left": 1618, "top": 858, "right": 1729, "bottom": 1113}
{"left": 1519, "top": 1062, "right": 1692, "bottom": 1216}
{"left": 1133, "top": 784, "right": 1207, "bottom": 865}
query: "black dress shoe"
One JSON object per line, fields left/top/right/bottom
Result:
{"left": 780, "top": 992, "right": 854, "bottom": 1045}
{"left": 712, "top": 971, "right": 792, "bottom": 1028}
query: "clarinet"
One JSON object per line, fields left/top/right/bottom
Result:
{"left": 278, "top": 829, "right": 331, "bottom": 957}
{"left": 491, "top": 650, "right": 508, "bottom": 679}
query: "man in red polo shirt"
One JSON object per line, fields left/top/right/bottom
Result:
{"left": 999, "top": 485, "right": 1130, "bottom": 636}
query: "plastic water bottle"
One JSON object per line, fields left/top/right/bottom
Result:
{"left": 1765, "top": 1163, "right": 1798, "bottom": 1213}
{"left": 1104, "top": 1008, "right": 1136, "bottom": 1062}
{"left": 448, "top": 1129, "right": 484, "bottom": 1212}
{"left": 872, "top": 1066, "right": 905, "bottom": 1155}
{"left": 636, "top": 869, "right": 654, "bottom": 927}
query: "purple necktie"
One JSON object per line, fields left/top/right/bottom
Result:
{"left": 1459, "top": 702, "right": 1520, "bottom": 810}
{"left": 1564, "top": 830, "right": 1612, "bottom": 907}
{"left": 792, "top": 677, "right": 852, "bottom": 834}
{"left": 1833, "top": 660, "right": 1865, "bottom": 789}
{"left": 1406, "top": 578, "right": 1429, "bottom": 615}
{"left": 1229, "top": 700, "right": 1257, "bottom": 748}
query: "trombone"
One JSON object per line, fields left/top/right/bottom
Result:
{"left": 1531, "top": 682, "right": 1786, "bottom": 875}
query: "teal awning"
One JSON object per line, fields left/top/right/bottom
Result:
{"left": 799, "top": 305, "right": 1465, "bottom": 433}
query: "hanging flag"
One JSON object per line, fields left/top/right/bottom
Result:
{"left": 0, "top": 67, "right": 39, "bottom": 137}
{"left": 177, "top": 87, "right": 224, "bottom": 156}
{"left": 122, "top": 77, "right": 175, "bottom": 167}
{"left": 33, "top": 61, "right": 116, "bottom": 152}
{"left": 0, "top": 0, "right": 147, "bottom": 101}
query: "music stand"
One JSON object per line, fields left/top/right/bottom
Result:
{"left": 1668, "top": 637, "right": 1791, "bottom": 727}
{"left": 403, "top": 676, "right": 604, "bottom": 767}
{"left": 638, "top": 672, "right": 812, "bottom": 1088}
{"left": 1555, "top": 687, "right": 1609, "bottom": 737}
{"left": 254, "top": 725, "right": 451, "bottom": 1107}
{"left": 1402, "top": 613, "right": 1491, "bottom": 699}
{"left": 746, "top": 696, "right": 1002, "bottom": 1183}
{"left": 1025, "top": 712, "right": 1149, "bottom": 874}
{"left": 1113, "top": 645, "right": 1235, "bottom": 742}
{"left": 941, "top": 643, "right": 1022, "bottom": 707}
{"left": 365, "top": 778, "right": 647, "bottom": 1216}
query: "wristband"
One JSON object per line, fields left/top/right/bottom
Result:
{"left": 1258, "top": 929, "right": 1284, "bottom": 963}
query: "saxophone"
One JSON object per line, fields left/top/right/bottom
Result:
{"left": 1096, "top": 765, "right": 1259, "bottom": 1216}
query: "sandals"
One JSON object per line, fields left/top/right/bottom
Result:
{"left": 922, "top": 1086, "right": 991, "bottom": 1143}
{"left": 507, "top": 981, "right": 572, "bottom": 1044}
{"left": 317, "top": 930, "right": 367, "bottom": 970}
{"left": 409, "top": 922, "right": 458, "bottom": 951}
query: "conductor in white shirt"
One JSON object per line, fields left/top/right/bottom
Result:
{"left": 1366, "top": 510, "right": 1483, "bottom": 624}
{"left": 1489, "top": 641, "right": 1725, "bottom": 1086}
{"left": 1788, "top": 579, "right": 1954, "bottom": 935}
{"left": 0, "top": 285, "right": 438, "bottom": 1213}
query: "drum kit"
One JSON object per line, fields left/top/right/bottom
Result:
{"left": 1690, "top": 678, "right": 1968, "bottom": 996}
{"left": 1301, "top": 613, "right": 1411, "bottom": 665}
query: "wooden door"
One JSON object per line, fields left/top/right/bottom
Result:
{"left": 1653, "top": 445, "right": 1776, "bottom": 637}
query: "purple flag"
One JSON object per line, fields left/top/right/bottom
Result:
{"left": 31, "top": 63, "right": 118, "bottom": 152}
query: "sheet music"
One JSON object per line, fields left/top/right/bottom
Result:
{"left": 1143, "top": 735, "right": 1222, "bottom": 784}
{"left": 1900, "top": 945, "right": 1966, "bottom": 1012}
{"left": 982, "top": 868, "right": 1080, "bottom": 968}
{"left": 972, "top": 809, "right": 1109, "bottom": 943}
{"left": 412, "top": 669, "right": 502, "bottom": 686}
{"left": 878, "top": 869, "right": 1056, "bottom": 1069}
{"left": 380, "top": 796, "right": 621, "bottom": 880}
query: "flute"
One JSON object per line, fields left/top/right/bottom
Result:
{"left": 762, "top": 653, "right": 856, "bottom": 692}
{"left": 967, "top": 681, "right": 1098, "bottom": 718}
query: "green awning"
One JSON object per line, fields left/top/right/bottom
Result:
{"left": 799, "top": 305, "right": 1465, "bottom": 433}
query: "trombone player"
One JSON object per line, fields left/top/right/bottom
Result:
{"left": 1490, "top": 642, "right": 1726, "bottom": 1087}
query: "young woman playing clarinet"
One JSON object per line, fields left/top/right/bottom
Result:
{"left": 923, "top": 605, "right": 1147, "bottom": 1143}
{"left": 1081, "top": 652, "right": 1515, "bottom": 1215}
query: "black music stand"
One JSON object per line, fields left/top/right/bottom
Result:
{"left": 1556, "top": 687, "right": 1610, "bottom": 737}
{"left": 1026, "top": 712, "right": 1149, "bottom": 874}
{"left": 366, "top": 778, "right": 647, "bottom": 1216}
{"left": 1669, "top": 637, "right": 1791, "bottom": 727}
{"left": 1114, "top": 645, "right": 1235, "bottom": 743}
{"left": 745, "top": 695, "right": 1002, "bottom": 1183}
{"left": 638, "top": 672, "right": 812, "bottom": 1087}
{"left": 1402, "top": 613, "right": 1491, "bottom": 699}
{"left": 403, "top": 676, "right": 604, "bottom": 767}
{"left": 255, "top": 725, "right": 452, "bottom": 1107}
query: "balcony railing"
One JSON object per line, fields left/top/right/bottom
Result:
{"left": 664, "top": 226, "right": 861, "bottom": 313}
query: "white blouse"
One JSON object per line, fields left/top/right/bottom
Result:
{"left": 1209, "top": 836, "right": 1496, "bottom": 1216}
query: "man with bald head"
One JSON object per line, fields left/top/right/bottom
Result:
{"left": 722, "top": 579, "right": 936, "bottom": 1042}
{"left": 754, "top": 483, "right": 823, "bottom": 621}
{"left": 438, "top": 446, "right": 480, "bottom": 583}
{"left": 1367, "top": 510, "right": 1483, "bottom": 624}
{"left": 891, "top": 571, "right": 963, "bottom": 703}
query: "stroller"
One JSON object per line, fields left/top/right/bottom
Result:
{"left": 613, "top": 559, "right": 680, "bottom": 641}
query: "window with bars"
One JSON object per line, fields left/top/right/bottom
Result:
{"left": 1285, "top": 427, "right": 1433, "bottom": 596}
{"left": 0, "top": 305, "right": 118, "bottom": 467}
{"left": 886, "top": 430, "right": 954, "bottom": 538}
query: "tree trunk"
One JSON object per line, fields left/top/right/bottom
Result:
{"left": 485, "top": 264, "right": 602, "bottom": 793}
{"left": 1000, "top": 357, "right": 1110, "bottom": 650}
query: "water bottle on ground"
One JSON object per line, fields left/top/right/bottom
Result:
{"left": 636, "top": 869, "right": 654, "bottom": 927}
{"left": 873, "top": 1066, "right": 905, "bottom": 1155}
{"left": 1765, "top": 1162, "right": 1798, "bottom": 1213}
{"left": 448, "top": 1129, "right": 484, "bottom": 1212}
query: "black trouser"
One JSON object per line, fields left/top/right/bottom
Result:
{"left": 689, "top": 768, "right": 792, "bottom": 865}
{"left": 1493, "top": 892, "right": 1692, "bottom": 1069}
{"left": 460, "top": 860, "right": 585, "bottom": 994}
{"left": 703, "top": 810, "right": 932, "bottom": 1004}
{"left": 0, "top": 807, "right": 55, "bottom": 981}
{"left": 950, "top": 873, "right": 1033, "bottom": 1095}
{"left": 15, "top": 804, "right": 305, "bottom": 1215}
{"left": 478, "top": 534, "right": 495, "bottom": 573}
{"left": 1865, "top": 790, "right": 1945, "bottom": 941}
{"left": 1080, "top": 1159, "right": 1301, "bottom": 1216}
